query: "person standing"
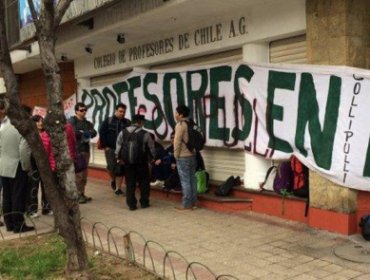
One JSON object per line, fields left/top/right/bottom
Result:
{"left": 0, "top": 99, "right": 34, "bottom": 233}
{"left": 69, "top": 102, "right": 97, "bottom": 204}
{"left": 98, "top": 103, "right": 130, "bottom": 195}
{"left": 27, "top": 115, "right": 54, "bottom": 217}
{"left": 115, "top": 114, "right": 155, "bottom": 211}
{"left": 173, "top": 105, "right": 198, "bottom": 211}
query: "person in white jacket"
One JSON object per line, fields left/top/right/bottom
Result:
{"left": 0, "top": 98, "right": 34, "bottom": 233}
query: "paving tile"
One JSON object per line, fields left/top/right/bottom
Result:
{"left": 68, "top": 178, "right": 370, "bottom": 279}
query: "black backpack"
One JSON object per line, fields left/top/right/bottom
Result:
{"left": 183, "top": 119, "right": 205, "bottom": 152}
{"left": 359, "top": 215, "right": 370, "bottom": 241}
{"left": 214, "top": 176, "right": 241, "bottom": 197}
{"left": 120, "top": 128, "right": 146, "bottom": 164}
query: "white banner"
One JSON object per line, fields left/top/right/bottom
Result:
{"left": 80, "top": 62, "right": 370, "bottom": 191}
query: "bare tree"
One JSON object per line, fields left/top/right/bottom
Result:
{"left": 0, "top": 0, "right": 90, "bottom": 277}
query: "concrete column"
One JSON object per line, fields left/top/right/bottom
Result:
{"left": 306, "top": 0, "right": 370, "bottom": 213}
{"left": 242, "top": 43, "right": 272, "bottom": 189}
{"left": 76, "top": 78, "right": 90, "bottom": 100}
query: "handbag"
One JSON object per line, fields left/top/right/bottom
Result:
{"left": 74, "top": 153, "right": 88, "bottom": 173}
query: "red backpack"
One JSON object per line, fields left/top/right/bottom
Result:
{"left": 291, "top": 156, "right": 309, "bottom": 198}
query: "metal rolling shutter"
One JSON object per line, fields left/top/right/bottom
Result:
{"left": 89, "top": 70, "right": 131, "bottom": 167}
{"left": 269, "top": 35, "right": 307, "bottom": 64}
{"left": 152, "top": 49, "right": 246, "bottom": 181}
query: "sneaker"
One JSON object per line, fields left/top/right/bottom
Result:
{"left": 29, "top": 212, "right": 39, "bottom": 218}
{"left": 115, "top": 189, "right": 125, "bottom": 196}
{"left": 13, "top": 225, "right": 35, "bottom": 233}
{"left": 111, "top": 180, "right": 116, "bottom": 191}
{"left": 78, "top": 196, "right": 87, "bottom": 204}
{"left": 82, "top": 194, "right": 92, "bottom": 202}
{"left": 42, "top": 210, "right": 53, "bottom": 216}
{"left": 150, "top": 180, "right": 163, "bottom": 187}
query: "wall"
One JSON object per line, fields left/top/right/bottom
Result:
{"left": 19, "top": 62, "right": 77, "bottom": 107}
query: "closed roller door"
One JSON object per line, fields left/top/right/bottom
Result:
{"left": 269, "top": 35, "right": 307, "bottom": 64}
{"left": 152, "top": 49, "right": 246, "bottom": 181}
{"left": 89, "top": 70, "right": 131, "bottom": 167}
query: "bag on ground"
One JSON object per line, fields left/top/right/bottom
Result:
{"left": 359, "top": 215, "right": 370, "bottom": 241}
{"left": 163, "top": 172, "right": 182, "bottom": 191}
{"left": 273, "top": 161, "right": 293, "bottom": 195}
{"left": 214, "top": 176, "right": 241, "bottom": 197}
{"left": 196, "top": 170, "right": 208, "bottom": 194}
{"left": 260, "top": 165, "right": 277, "bottom": 191}
{"left": 74, "top": 153, "right": 88, "bottom": 173}
{"left": 291, "top": 156, "right": 309, "bottom": 198}
{"left": 184, "top": 119, "right": 205, "bottom": 152}
{"left": 120, "top": 128, "right": 146, "bottom": 164}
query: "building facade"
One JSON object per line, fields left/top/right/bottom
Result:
{"left": 3, "top": 0, "right": 370, "bottom": 234}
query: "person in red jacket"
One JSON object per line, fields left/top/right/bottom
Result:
{"left": 27, "top": 115, "right": 76, "bottom": 217}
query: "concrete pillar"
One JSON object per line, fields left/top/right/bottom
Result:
{"left": 77, "top": 78, "right": 90, "bottom": 99}
{"left": 242, "top": 43, "right": 272, "bottom": 189}
{"left": 306, "top": 0, "right": 370, "bottom": 213}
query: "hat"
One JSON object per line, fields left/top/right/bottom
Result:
{"left": 132, "top": 114, "right": 145, "bottom": 123}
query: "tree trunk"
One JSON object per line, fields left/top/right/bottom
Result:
{"left": 0, "top": 0, "right": 90, "bottom": 277}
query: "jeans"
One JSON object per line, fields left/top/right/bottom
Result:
{"left": 176, "top": 156, "right": 197, "bottom": 208}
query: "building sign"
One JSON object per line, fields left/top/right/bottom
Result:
{"left": 80, "top": 62, "right": 370, "bottom": 191}
{"left": 92, "top": 16, "right": 247, "bottom": 70}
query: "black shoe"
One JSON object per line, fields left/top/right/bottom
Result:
{"left": 129, "top": 206, "right": 137, "bottom": 211}
{"left": 82, "top": 194, "right": 92, "bottom": 202}
{"left": 111, "top": 180, "right": 116, "bottom": 191}
{"left": 141, "top": 204, "right": 150, "bottom": 209}
{"left": 13, "top": 225, "right": 35, "bottom": 233}
{"left": 0, "top": 221, "right": 3, "bottom": 227}
{"left": 6, "top": 225, "right": 13, "bottom": 232}
{"left": 115, "top": 189, "right": 125, "bottom": 196}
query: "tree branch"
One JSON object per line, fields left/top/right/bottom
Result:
{"left": 54, "top": 0, "right": 74, "bottom": 28}
{"left": 27, "top": 0, "right": 40, "bottom": 31}
{"left": 0, "top": 0, "right": 21, "bottom": 105}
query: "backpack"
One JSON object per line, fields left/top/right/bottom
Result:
{"left": 120, "top": 128, "right": 146, "bottom": 164}
{"left": 291, "top": 156, "right": 309, "bottom": 198}
{"left": 214, "top": 176, "right": 241, "bottom": 197}
{"left": 359, "top": 215, "right": 370, "bottom": 241}
{"left": 273, "top": 162, "right": 294, "bottom": 195}
{"left": 196, "top": 170, "right": 209, "bottom": 194}
{"left": 183, "top": 119, "right": 205, "bottom": 152}
{"left": 260, "top": 165, "right": 277, "bottom": 192}
{"left": 163, "top": 172, "right": 182, "bottom": 192}
{"left": 97, "top": 117, "right": 113, "bottom": 150}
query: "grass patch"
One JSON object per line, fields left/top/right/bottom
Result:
{"left": 0, "top": 234, "right": 160, "bottom": 280}
{"left": 0, "top": 235, "right": 66, "bottom": 279}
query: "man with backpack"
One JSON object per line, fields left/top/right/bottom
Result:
{"left": 99, "top": 103, "right": 131, "bottom": 195}
{"left": 173, "top": 105, "right": 198, "bottom": 211}
{"left": 115, "top": 114, "right": 155, "bottom": 211}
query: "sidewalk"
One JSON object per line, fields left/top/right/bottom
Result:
{"left": 80, "top": 178, "right": 370, "bottom": 280}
